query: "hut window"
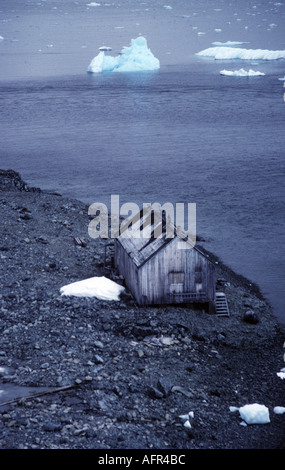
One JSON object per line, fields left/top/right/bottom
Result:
{"left": 169, "top": 272, "right": 184, "bottom": 294}
{"left": 195, "top": 271, "right": 203, "bottom": 284}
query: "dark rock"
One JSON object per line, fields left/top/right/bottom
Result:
{"left": 157, "top": 378, "right": 173, "bottom": 397}
{"left": 43, "top": 422, "right": 62, "bottom": 432}
{"left": 94, "top": 354, "right": 104, "bottom": 364}
{"left": 149, "top": 386, "right": 164, "bottom": 399}
{"left": 133, "top": 325, "right": 154, "bottom": 339}
{"left": 243, "top": 310, "right": 259, "bottom": 324}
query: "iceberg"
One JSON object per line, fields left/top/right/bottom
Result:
{"left": 220, "top": 68, "right": 265, "bottom": 76}
{"left": 60, "top": 276, "right": 125, "bottom": 301}
{"left": 196, "top": 46, "right": 285, "bottom": 60}
{"left": 87, "top": 37, "right": 160, "bottom": 73}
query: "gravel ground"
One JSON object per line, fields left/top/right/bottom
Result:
{"left": 0, "top": 170, "right": 284, "bottom": 451}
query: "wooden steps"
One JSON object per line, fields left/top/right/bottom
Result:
{"left": 215, "top": 292, "right": 230, "bottom": 316}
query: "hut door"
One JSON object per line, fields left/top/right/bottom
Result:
{"left": 169, "top": 272, "right": 184, "bottom": 294}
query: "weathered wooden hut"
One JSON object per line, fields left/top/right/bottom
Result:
{"left": 114, "top": 207, "right": 216, "bottom": 311}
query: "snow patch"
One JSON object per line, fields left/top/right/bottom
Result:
{"left": 87, "top": 36, "right": 160, "bottom": 73}
{"left": 220, "top": 68, "right": 265, "bottom": 76}
{"left": 60, "top": 276, "right": 125, "bottom": 301}
{"left": 196, "top": 46, "right": 285, "bottom": 60}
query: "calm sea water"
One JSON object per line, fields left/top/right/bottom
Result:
{"left": 0, "top": 0, "right": 284, "bottom": 324}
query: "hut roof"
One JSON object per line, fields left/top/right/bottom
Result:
{"left": 115, "top": 207, "right": 211, "bottom": 269}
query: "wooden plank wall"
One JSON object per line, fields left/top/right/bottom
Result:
{"left": 115, "top": 237, "right": 215, "bottom": 306}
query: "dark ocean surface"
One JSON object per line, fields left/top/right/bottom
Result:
{"left": 0, "top": 0, "right": 284, "bottom": 324}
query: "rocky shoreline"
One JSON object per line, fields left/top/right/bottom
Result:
{"left": 0, "top": 169, "right": 284, "bottom": 450}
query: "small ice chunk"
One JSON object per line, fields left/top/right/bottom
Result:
{"left": 0, "top": 36, "right": 4, "bottom": 41}
{"left": 164, "top": 5, "right": 173, "bottom": 10}
{"left": 60, "top": 276, "right": 125, "bottom": 301}
{"left": 273, "top": 406, "right": 285, "bottom": 414}
{"left": 277, "top": 371, "right": 285, "bottom": 379}
{"left": 179, "top": 411, "right": 194, "bottom": 421}
{"left": 183, "top": 420, "right": 192, "bottom": 430}
{"left": 238, "top": 404, "right": 270, "bottom": 424}
{"left": 87, "top": 2, "right": 100, "bottom": 6}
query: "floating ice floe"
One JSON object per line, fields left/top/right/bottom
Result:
{"left": 0, "top": 36, "right": 4, "bottom": 41}
{"left": 220, "top": 68, "right": 265, "bottom": 76}
{"left": 87, "top": 36, "right": 160, "bottom": 73}
{"left": 60, "top": 276, "right": 125, "bottom": 301}
{"left": 87, "top": 2, "right": 101, "bottom": 6}
{"left": 230, "top": 404, "right": 270, "bottom": 425}
{"left": 278, "top": 76, "right": 285, "bottom": 81}
{"left": 196, "top": 46, "right": 285, "bottom": 60}
{"left": 212, "top": 41, "right": 249, "bottom": 47}
{"left": 99, "top": 46, "right": 112, "bottom": 51}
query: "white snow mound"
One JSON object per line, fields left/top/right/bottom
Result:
{"left": 60, "top": 276, "right": 125, "bottom": 301}
{"left": 220, "top": 68, "right": 265, "bottom": 76}
{"left": 196, "top": 46, "right": 285, "bottom": 60}
{"left": 87, "top": 36, "right": 160, "bottom": 73}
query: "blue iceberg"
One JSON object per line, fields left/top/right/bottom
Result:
{"left": 87, "top": 36, "right": 160, "bottom": 73}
